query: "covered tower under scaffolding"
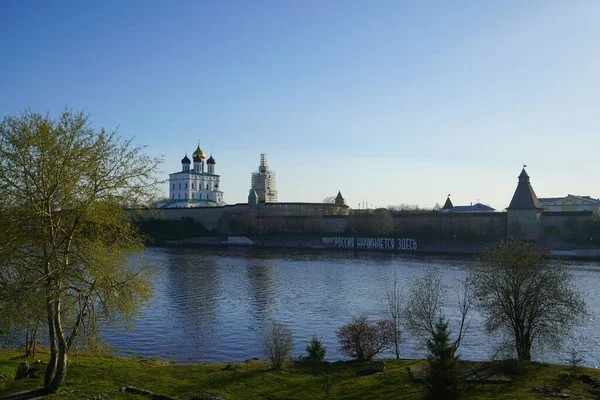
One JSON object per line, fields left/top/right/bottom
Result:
{"left": 251, "top": 154, "right": 277, "bottom": 203}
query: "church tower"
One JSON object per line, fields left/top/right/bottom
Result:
{"left": 193, "top": 144, "right": 205, "bottom": 172}
{"left": 207, "top": 154, "right": 216, "bottom": 174}
{"left": 251, "top": 154, "right": 277, "bottom": 203}
{"left": 181, "top": 154, "right": 190, "bottom": 172}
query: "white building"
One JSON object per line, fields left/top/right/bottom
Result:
{"left": 164, "top": 144, "right": 224, "bottom": 208}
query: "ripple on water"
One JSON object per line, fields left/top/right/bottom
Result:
{"left": 102, "top": 247, "right": 600, "bottom": 366}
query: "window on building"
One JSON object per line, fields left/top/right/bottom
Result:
{"left": 172, "top": 184, "right": 175, "bottom": 189}
{"left": 192, "top": 183, "right": 195, "bottom": 189}
{"left": 179, "top": 183, "right": 181, "bottom": 189}
{"left": 185, "top": 183, "right": 188, "bottom": 189}
{"left": 178, "top": 193, "right": 180, "bottom": 199}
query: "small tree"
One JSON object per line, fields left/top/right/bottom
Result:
{"left": 425, "top": 317, "right": 463, "bottom": 400}
{"left": 469, "top": 239, "right": 587, "bottom": 361}
{"left": 384, "top": 273, "right": 404, "bottom": 359}
{"left": 336, "top": 315, "right": 394, "bottom": 361}
{"left": 262, "top": 321, "right": 294, "bottom": 369}
{"left": 305, "top": 334, "right": 327, "bottom": 362}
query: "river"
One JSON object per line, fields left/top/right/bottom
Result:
{"left": 102, "top": 246, "right": 600, "bottom": 367}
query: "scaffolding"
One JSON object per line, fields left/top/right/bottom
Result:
{"left": 251, "top": 154, "right": 277, "bottom": 203}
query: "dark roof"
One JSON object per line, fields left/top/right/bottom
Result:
{"left": 193, "top": 154, "right": 202, "bottom": 162}
{"left": 207, "top": 155, "right": 216, "bottom": 165}
{"left": 335, "top": 191, "right": 344, "bottom": 201}
{"left": 446, "top": 203, "right": 495, "bottom": 213}
{"left": 507, "top": 168, "right": 543, "bottom": 209}
{"left": 181, "top": 155, "right": 191, "bottom": 164}
{"left": 538, "top": 197, "right": 562, "bottom": 203}
{"left": 169, "top": 170, "right": 219, "bottom": 177}
{"left": 442, "top": 196, "right": 453, "bottom": 209}
{"left": 519, "top": 168, "right": 529, "bottom": 180}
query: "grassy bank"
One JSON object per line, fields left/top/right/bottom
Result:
{"left": 1, "top": 350, "right": 599, "bottom": 399}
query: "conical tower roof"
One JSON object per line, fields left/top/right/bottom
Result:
{"left": 507, "top": 168, "right": 543, "bottom": 209}
{"left": 248, "top": 188, "right": 258, "bottom": 203}
{"left": 334, "top": 191, "right": 345, "bottom": 205}
{"left": 442, "top": 196, "right": 453, "bottom": 210}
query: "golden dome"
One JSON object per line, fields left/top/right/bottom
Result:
{"left": 192, "top": 144, "right": 206, "bottom": 160}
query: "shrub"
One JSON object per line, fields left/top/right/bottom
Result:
{"left": 261, "top": 321, "right": 294, "bottom": 369}
{"left": 305, "top": 334, "right": 327, "bottom": 362}
{"left": 336, "top": 315, "right": 394, "bottom": 361}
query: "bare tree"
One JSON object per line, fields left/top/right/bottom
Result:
{"left": 262, "top": 320, "right": 294, "bottom": 369}
{"left": 469, "top": 239, "right": 587, "bottom": 361}
{"left": 384, "top": 273, "right": 404, "bottom": 359}
{"left": 336, "top": 315, "right": 394, "bottom": 361}
{"left": 405, "top": 268, "right": 446, "bottom": 342}
{"left": 371, "top": 208, "right": 394, "bottom": 235}
{"left": 404, "top": 268, "right": 470, "bottom": 351}
{"left": 347, "top": 209, "right": 394, "bottom": 236}
{"left": 322, "top": 196, "right": 346, "bottom": 216}
{"left": 388, "top": 204, "right": 438, "bottom": 213}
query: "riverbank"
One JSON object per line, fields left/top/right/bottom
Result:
{"left": 1, "top": 350, "right": 600, "bottom": 399}
{"left": 151, "top": 235, "right": 600, "bottom": 260}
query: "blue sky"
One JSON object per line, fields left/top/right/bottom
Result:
{"left": 1, "top": 1, "right": 599, "bottom": 209}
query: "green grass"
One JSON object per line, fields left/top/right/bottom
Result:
{"left": 1, "top": 349, "right": 599, "bottom": 399}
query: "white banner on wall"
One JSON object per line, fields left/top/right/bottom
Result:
{"left": 328, "top": 237, "right": 418, "bottom": 251}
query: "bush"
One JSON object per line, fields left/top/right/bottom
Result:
{"left": 305, "top": 334, "right": 327, "bottom": 362}
{"left": 261, "top": 321, "right": 294, "bottom": 369}
{"left": 336, "top": 315, "right": 394, "bottom": 361}
{"left": 425, "top": 317, "right": 463, "bottom": 400}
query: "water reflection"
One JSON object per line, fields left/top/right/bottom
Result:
{"left": 169, "top": 248, "right": 220, "bottom": 339}
{"left": 102, "top": 247, "right": 600, "bottom": 366}
{"left": 246, "top": 258, "right": 277, "bottom": 322}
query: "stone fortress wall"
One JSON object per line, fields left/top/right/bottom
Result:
{"left": 134, "top": 203, "right": 594, "bottom": 241}
{"left": 135, "top": 168, "right": 598, "bottom": 241}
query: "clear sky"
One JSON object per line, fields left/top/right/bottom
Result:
{"left": 1, "top": 0, "right": 599, "bottom": 210}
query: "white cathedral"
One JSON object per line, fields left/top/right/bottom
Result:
{"left": 164, "top": 143, "right": 224, "bottom": 208}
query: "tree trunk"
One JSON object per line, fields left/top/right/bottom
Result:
{"left": 30, "top": 327, "right": 37, "bottom": 358}
{"left": 49, "top": 296, "right": 68, "bottom": 392}
{"left": 44, "top": 293, "right": 57, "bottom": 388}
{"left": 25, "top": 329, "right": 30, "bottom": 357}
{"left": 516, "top": 339, "right": 531, "bottom": 361}
{"left": 49, "top": 343, "right": 68, "bottom": 392}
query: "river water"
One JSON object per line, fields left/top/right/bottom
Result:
{"left": 103, "top": 246, "right": 600, "bottom": 366}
